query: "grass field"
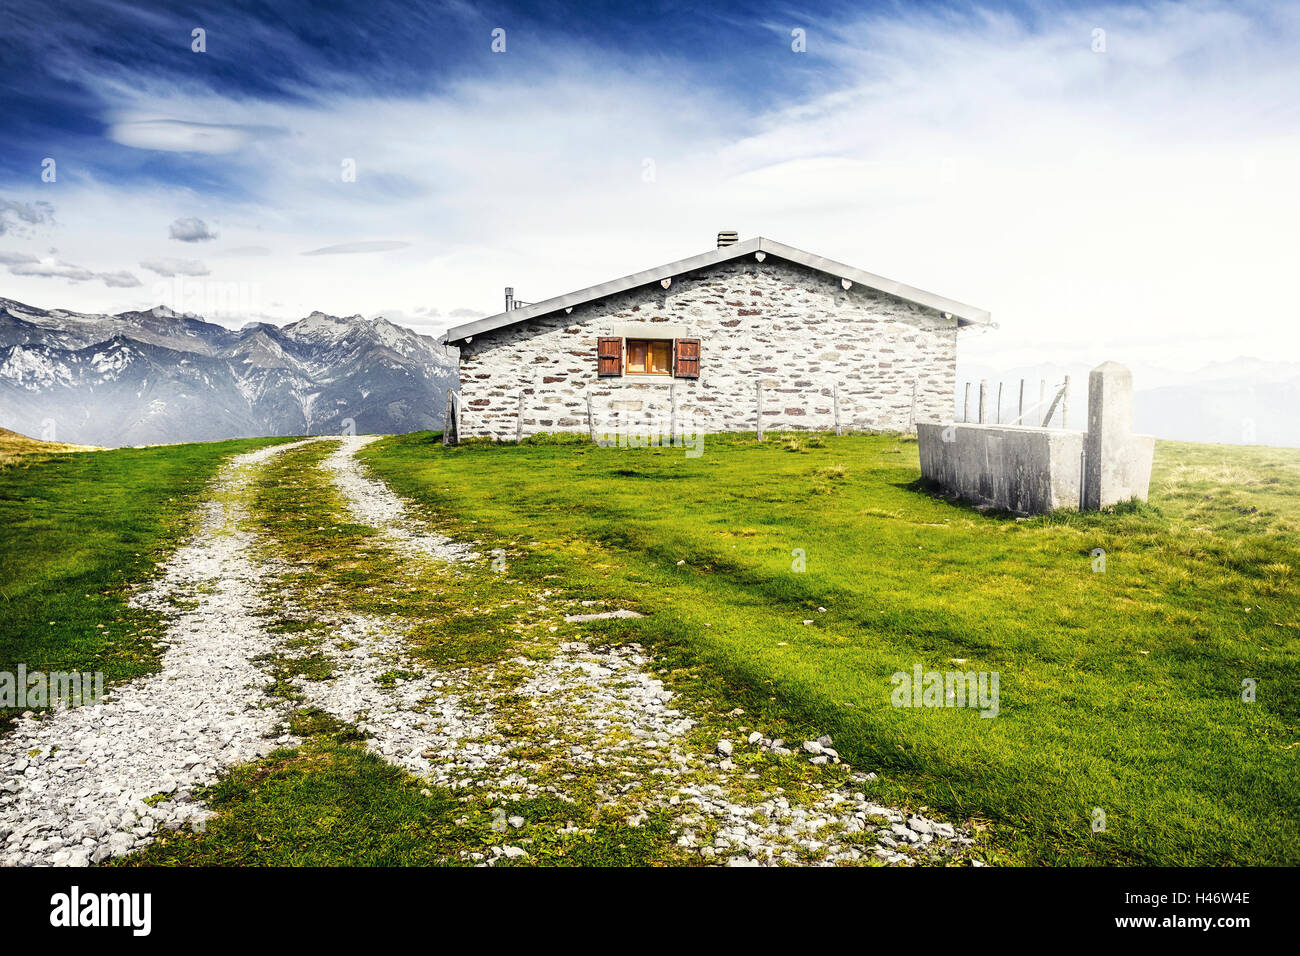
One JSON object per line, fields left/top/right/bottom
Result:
{"left": 0, "top": 426, "right": 101, "bottom": 468}
{"left": 359, "top": 431, "right": 1300, "bottom": 866}
{"left": 2, "top": 428, "right": 1295, "bottom": 865}
{"left": 0, "top": 436, "right": 289, "bottom": 731}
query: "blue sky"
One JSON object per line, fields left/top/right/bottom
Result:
{"left": 1, "top": 0, "right": 853, "bottom": 189}
{"left": 1, "top": 0, "right": 1298, "bottom": 372}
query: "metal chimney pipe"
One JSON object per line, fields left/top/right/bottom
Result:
{"left": 504, "top": 287, "right": 514, "bottom": 311}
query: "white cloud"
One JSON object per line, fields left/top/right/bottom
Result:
{"left": 301, "top": 241, "right": 410, "bottom": 256}
{"left": 139, "top": 257, "right": 210, "bottom": 277}
{"left": 3, "top": 254, "right": 138, "bottom": 288}
{"left": 9, "top": 259, "right": 95, "bottom": 281}
{"left": 106, "top": 115, "right": 263, "bottom": 154}
{"left": 0, "top": 198, "right": 55, "bottom": 237}
{"left": 99, "top": 270, "right": 142, "bottom": 288}
{"left": 169, "top": 217, "right": 218, "bottom": 242}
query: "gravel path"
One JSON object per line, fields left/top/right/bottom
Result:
{"left": 308, "top": 441, "right": 979, "bottom": 866}
{"left": 1, "top": 436, "right": 981, "bottom": 867}
{"left": 323, "top": 436, "right": 477, "bottom": 563}
{"left": 0, "top": 441, "right": 315, "bottom": 866}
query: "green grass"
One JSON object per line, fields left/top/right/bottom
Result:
{"left": 5, "top": 429, "right": 1295, "bottom": 866}
{"left": 0, "top": 437, "right": 289, "bottom": 730}
{"left": 121, "top": 740, "right": 683, "bottom": 867}
{"left": 358, "top": 431, "right": 1300, "bottom": 866}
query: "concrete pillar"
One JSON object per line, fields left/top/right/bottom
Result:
{"left": 978, "top": 380, "right": 987, "bottom": 424}
{"left": 1084, "top": 362, "right": 1134, "bottom": 510}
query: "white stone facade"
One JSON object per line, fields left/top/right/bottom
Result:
{"left": 455, "top": 257, "right": 958, "bottom": 440}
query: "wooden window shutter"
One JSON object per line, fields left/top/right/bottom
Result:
{"left": 597, "top": 337, "right": 623, "bottom": 377}
{"left": 674, "top": 338, "right": 700, "bottom": 379}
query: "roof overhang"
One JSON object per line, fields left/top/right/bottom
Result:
{"left": 445, "top": 236, "right": 991, "bottom": 344}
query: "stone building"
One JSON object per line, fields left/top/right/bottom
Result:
{"left": 444, "top": 235, "right": 989, "bottom": 441}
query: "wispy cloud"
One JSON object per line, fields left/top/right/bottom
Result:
{"left": 99, "top": 270, "right": 143, "bottom": 288}
{"left": 106, "top": 115, "right": 278, "bottom": 154}
{"left": 139, "top": 257, "right": 210, "bottom": 277}
{"left": 2, "top": 253, "right": 140, "bottom": 287}
{"left": 301, "top": 241, "right": 410, "bottom": 256}
{"left": 0, "top": 198, "right": 56, "bottom": 237}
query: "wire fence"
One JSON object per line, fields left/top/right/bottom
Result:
{"left": 957, "top": 377, "right": 1073, "bottom": 429}
{"left": 444, "top": 377, "right": 933, "bottom": 444}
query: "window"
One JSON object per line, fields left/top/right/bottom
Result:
{"left": 596, "top": 335, "right": 702, "bottom": 378}
{"left": 626, "top": 338, "right": 672, "bottom": 375}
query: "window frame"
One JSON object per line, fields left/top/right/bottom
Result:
{"left": 623, "top": 337, "right": 674, "bottom": 377}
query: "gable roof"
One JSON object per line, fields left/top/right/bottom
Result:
{"left": 444, "top": 236, "right": 990, "bottom": 344}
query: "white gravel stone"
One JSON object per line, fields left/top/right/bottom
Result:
{"left": 0, "top": 441, "right": 316, "bottom": 867}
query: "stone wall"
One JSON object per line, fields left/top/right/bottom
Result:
{"left": 456, "top": 257, "right": 959, "bottom": 440}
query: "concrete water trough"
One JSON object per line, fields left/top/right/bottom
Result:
{"left": 917, "top": 362, "right": 1154, "bottom": 515}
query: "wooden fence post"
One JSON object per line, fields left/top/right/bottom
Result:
{"left": 515, "top": 391, "right": 525, "bottom": 443}
{"left": 963, "top": 382, "right": 971, "bottom": 423}
{"left": 1039, "top": 380, "right": 1046, "bottom": 426}
{"left": 1018, "top": 379, "right": 1025, "bottom": 424}
{"left": 909, "top": 379, "right": 918, "bottom": 429}
{"left": 442, "top": 390, "right": 452, "bottom": 446}
{"left": 978, "top": 380, "right": 987, "bottom": 424}
{"left": 669, "top": 384, "right": 678, "bottom": 447}
{"left": 586, "top": 394, "right": 596, "bottom": 444}
{"left": 452, "top": 391, "right": 462, "bottom": 443}
{"left": 1062, "top": 376, "right": 1070, "bottom": 430}
{"left": 996, "top": 382, "right": 1003, "bottom": 425}
{"left": 833, "top": 384, "right": 842, "bottom": 436}
{"left": 756, "top": 382, "right": 765, "bottom": 441}
{"left": 1041, "top": 382, "right": 1066, "bottom": 427}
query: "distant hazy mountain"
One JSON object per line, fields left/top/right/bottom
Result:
{"left": 955, "top": 358, "right": 1300, "bottom": 448}
{"left": 0, "top": 297, "right": 458, "bottom": 447}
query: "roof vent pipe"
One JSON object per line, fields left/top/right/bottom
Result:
{"left": 717, "top": 230, "right": 739, "bottom": 248}
{"left": 504, "top": 287, "right": 514, "bottom": 311}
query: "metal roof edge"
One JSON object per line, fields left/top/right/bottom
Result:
{"left": 445, "top": 237, "right": 989, "bottom": 342}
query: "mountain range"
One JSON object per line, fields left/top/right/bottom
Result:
{"left": 0, "top": 297, "right": 459, "bottom": 447}
{"left": 3, "top": 295, "right": 1293, "bottom": 449}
